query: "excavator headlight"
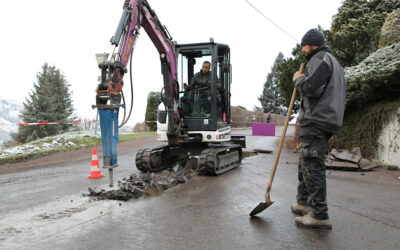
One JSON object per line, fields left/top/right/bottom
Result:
{"left": 95, "top": 53, "right": 109, "bottom": 64}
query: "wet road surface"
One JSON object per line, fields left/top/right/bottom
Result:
{"left": 0, "top": 127, "right": 399, "bottom": 249}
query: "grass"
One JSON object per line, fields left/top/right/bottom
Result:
{"left": 0, "top": 131, "right": 156, "bottom": 165}
{"left": 119, "top": 132, "right": 156, "bottom": 142}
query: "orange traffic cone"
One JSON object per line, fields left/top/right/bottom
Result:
{"left": 87, "top": 148, "right": 104, "bottom": 179}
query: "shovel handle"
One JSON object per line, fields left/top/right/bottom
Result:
{"left": 299, "top": 63, "right": 305, "bottom": 74}
{"left": 265, "top": 63, "right": 304, "bottom": 198}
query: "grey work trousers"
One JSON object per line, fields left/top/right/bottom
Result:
{"left": 297, "top": 125, "right": 331, "bottom": 220}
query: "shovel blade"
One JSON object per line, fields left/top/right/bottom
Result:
{"left": 249, "top": 201, "right": 274, "bottom": 216}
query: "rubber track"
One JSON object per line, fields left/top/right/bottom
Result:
{"left": 136, "top": 144, "right": 242, "bottom": 175}
{"left": 199, "top": 145, "right": 242, "bottom": 175}
{"left": 135, "top": 144, "right": 170, "bottom": 172}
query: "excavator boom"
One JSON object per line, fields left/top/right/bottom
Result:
{"left": 94, "top": 0, "right": 244, "bottom": 184}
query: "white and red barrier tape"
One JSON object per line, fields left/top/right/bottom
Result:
{"left": 0, "top": 122, "right": 96, "bottom": 126}
{"left": 0, "top": 115, "right": 296, "bottom": 126}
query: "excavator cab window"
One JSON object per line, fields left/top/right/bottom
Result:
{"left": 175, "top": 43, "right": 231, "bottom": 131}
{"left": 177, "top": 49, "right": 212, "bottom": 118}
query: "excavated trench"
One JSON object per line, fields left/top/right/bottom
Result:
{"left": 87, "top": 150, "right": 262, "bottom": 201}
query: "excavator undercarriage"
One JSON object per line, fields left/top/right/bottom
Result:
{"left": 136, "top": 143, "right": 242, "bottom": 175}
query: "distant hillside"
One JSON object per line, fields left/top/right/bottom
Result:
{"left": 0, "top": 97, "right": 23, "bottom": 146}
{"left": 0, "top": 98, "right": 22, "bottom": 122}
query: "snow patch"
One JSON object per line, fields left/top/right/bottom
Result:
{"left": 65, "top": 142, "right": 76, "bottom": 147}
{"left": 0, "top": 131, "right": 97, "bottom": 159}
{"left": 345, "top": 43, "right": 400, "bottom": 82}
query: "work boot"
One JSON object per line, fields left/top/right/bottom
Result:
{"left": 290, "top": 203, "right": 310, "bottom": 216}
{"left": 295, "top": 214, "right": 332, "bottom": 229}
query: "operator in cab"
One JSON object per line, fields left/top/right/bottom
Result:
{"left": 190, "top": 61, "right": 211, "bottom": 87}
{"left": 181, "top": 61, "right": 213, "bottom": 117}
{"left": 183, "top": 60, "right": 226, "bottom": 118}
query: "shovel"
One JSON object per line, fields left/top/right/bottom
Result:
{"left": 250, "top": 63, "right": 304, "bottom": 216}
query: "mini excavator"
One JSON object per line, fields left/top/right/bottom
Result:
{"left": 94, "top": 0, "right": 245, "bottom": 181}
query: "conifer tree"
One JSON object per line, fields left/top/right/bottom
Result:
{"left": 145, "top": 91, "right": 162, "bottom": 131}
{"left": 257, "top": 53, "right": 286, "bottom": 115}
{"left": 326, "top": 0, "right": 400, "bottom": 67}
{"left": 379, "top": 8, "right": 400, "bottom": 48}
{"left": 13, "top": 63, "right": 75, "bottom": 142}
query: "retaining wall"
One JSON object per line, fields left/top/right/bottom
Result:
{"left": 377, "top": 107, "right": 400, "bottom": 165}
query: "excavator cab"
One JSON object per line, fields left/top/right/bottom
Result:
{"left": 157, "top": 42, "right": 232, "bottom": 143}
{"left": 139, "top": 42, "right": 243, "bottom": 174}
{"left": 177, "top": 42, "right": 231, "bottom": 125}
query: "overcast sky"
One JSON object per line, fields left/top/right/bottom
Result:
{"left": 0, "top": 0, "right": 342, "bottom": 125}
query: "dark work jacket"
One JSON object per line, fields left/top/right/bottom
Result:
{"left": 191, "top": 70, "right": 211, "bottom": 87}
{"left": 294, "top": 45, "right": 346, "bottom": 134}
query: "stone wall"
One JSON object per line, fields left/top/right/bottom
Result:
{"left": 377, "top": 107, "right": 400, "bottom": 165}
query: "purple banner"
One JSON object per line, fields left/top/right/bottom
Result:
{"left": 252, "top": 123, "right": 275, "bottom": 136}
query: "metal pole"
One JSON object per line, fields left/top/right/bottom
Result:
{"left": 94, "top": 111, "right": 99, "bottom": 136}
{"left": 109, "top": 169, "right": 114, "bottom": 187}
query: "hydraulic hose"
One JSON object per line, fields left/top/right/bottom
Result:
{"left": 119, "top": 47, "right": 135, "bottom": 128}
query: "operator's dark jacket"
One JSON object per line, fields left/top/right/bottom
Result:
{"left": 294, "top": 45, "right": 346, "bottom": 134}
{"left": 191, "top": 70, "right": 211, "bottom": 87}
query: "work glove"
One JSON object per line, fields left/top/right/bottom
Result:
{"left": 186, "top": 84, "right": 193, "bottom": 91}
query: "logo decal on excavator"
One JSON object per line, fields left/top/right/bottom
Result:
{"left": 158, "top": 33, "right": 170, "bottom": 53}
{"left": 124, "top": 37, "right": 134, "bottom": 63}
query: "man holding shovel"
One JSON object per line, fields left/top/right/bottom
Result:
{"left": 291, "top": 29, "right": 346, "bottom": 229}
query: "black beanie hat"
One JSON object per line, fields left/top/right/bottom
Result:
{"left": 301, "top": 29, "right": 325, "bottom": 46}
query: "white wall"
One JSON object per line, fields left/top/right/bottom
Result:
{"left": 377, "top": 107, "right": 400, "bottom": 165}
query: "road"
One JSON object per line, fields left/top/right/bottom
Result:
{"left": 0, "top": 127, "right": 399, "bottom": 249}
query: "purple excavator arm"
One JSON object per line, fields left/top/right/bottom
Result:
{"left": 95, "top": 0, "right": 184, "bottom": 186}
{"left": 112, "top": 0, "right": 180, "bottom": 119}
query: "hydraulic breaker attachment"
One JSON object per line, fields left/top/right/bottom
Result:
{"left": 98, "top": 107, "right": 120, "bottom": 187}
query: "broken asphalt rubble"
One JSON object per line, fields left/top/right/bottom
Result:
{"left": 87, "top": 157, "right": 200, "bottom": 201}
{"left": 325, "top": 147, "right": 380, "bottom": 171}
{"left": 86, "top": 149, "right": 262, "bottom": 201}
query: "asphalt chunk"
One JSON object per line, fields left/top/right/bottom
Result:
{"left": 86, "top": 158, "right": 199, "bottom": 201}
